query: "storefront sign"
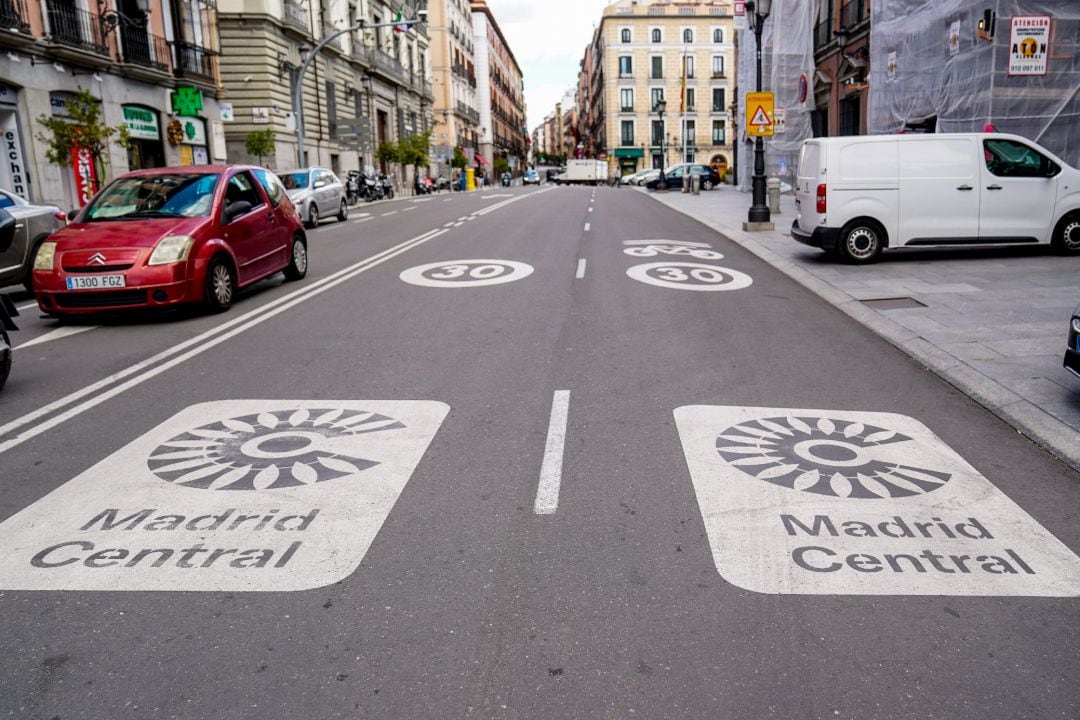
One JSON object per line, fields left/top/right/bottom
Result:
{"left": 122, "top": 106, "right": 161, "bottom": 141}
{"left": 181, "top": 118, "right": 207, "bottom": 146}
{"left": 220, "top": 102, "right": 234, "bottom": 122}
{"left": 71, "top": 147, "right": 98, "bottom": 207}
{"left": 0, "top": 110, "right": 28, "bottom": 199}
{"left": 1009, "top": 16, "right": 1050, "bottom": 76}
{"left": 170, "top": 86, "right": 204, "bottom": 117}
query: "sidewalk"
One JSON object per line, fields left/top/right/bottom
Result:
{"left": 644, "top": 185, "right": 1080, "bottom": 472}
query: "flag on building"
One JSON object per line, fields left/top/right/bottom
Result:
{"left": 393, "top": 4, "right": 412, "bottom": 33}
{"left": 680, "top": 51, "right": 688, "bottom": 113}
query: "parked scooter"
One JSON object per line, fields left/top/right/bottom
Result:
{"left": 345, "top": 170, "right": 362, "bottom": 206}
{"left": 501, "top": 172, "right": 511, "bottom": 187}
{"left": 380, "top": 173, "right": 395, "bottom": 200}
{"left": 361, "top": 171, "right": 382, "bottom": 202}
{"left": 0, "top": 208, "right": 20, "bottom": 392}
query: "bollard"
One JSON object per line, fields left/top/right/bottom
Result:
{"left": 692, "top": 174, "right": 700, "bottom": 195}
{"left": 767, "top": 176, "right": 781, "bottom": 215}
{"left": 682, "top": 173, "right": 690, "bottom": 193}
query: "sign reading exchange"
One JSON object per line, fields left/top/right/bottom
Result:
{"left": 675, "top": 406, "right": 1080, "bottom": 596}
{"left": 0, "top": 400, "right": 449, "bottom": 591}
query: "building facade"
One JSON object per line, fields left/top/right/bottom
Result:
{"left": 217, "top": 0, "right": 433, "bottom": 183}
{"left": 429, "top": 0, "right": 479, "bottom": 175}
{"left": 579, "top": 0, "right": 736, "bottom": 179}
{"left": 0, "top": 0, "right": 224, "bottom": 210}
{"left": 471, "top": 1, "right": 525, "bottom": 173}
{"left": 812, "top": 0, "right": 870, "bottom": 137}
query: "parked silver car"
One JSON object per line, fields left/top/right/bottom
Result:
{"left": 277, "top": 168, "right": 348, "bottom": 228}
{"left": 0, "top": 189, "right": 66, "bottom": 291}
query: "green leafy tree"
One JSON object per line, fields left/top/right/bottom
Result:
{"left": 35, "top": 87, "right": 129, "bottom": 186}
{"left": 493, "top": 156, "right": 510, "bottom": 176}
{"left": 451, "top": 146, "right": 468, "bottom": 170}
{"left": 245, "top": 129, "right": 276, "bottom": 167}
{"left": 399, "top": 130, "right": 433, "bottom": 179}
{"left": 376, "top": 141, "right": 401, "bottom": 167}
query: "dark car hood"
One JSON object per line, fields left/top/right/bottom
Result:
{"left": 52, "top": 216, "right": 211, "bottom": 249}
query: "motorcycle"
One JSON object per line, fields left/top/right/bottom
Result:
{"left": 361, "top": 171, "right": 382, "bottom": 202}
{"left": 413, "top": 175, "right": 431, "bottom": 196}
{"left": 345, "top": 171, "right": 362, "bottom": 206}
{"left": 380, "top": 173, "right": 395, "bottom": 200}
{"left": 0, "top": 208, "right": 19, "bottom": 391}
{"left": 501, "top": 172, "right": 511, "bottom": 187}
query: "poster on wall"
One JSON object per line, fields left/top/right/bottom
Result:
{"left": 71, "top": 147, "right": 98, "bottom": 207}
{"left": 887, "top": 52, "right": 897, "bottom": 81}
{"left": 948, "top": 20, "right": 961, "bottom": 57}
{"left": 1009, "top": 16, "right": 1050, "bottom": 76}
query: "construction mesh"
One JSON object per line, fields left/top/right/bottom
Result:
{"left": 868, "top": 0, "right": 1080, "bottom": 165}
{"left": 735, "top": 0, "right": 816, "bottom": 192}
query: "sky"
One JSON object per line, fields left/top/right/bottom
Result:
{"left": 483, "top": 0, "right": 616, "bottom": 131}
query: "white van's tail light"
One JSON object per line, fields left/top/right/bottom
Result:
{"left": 816, "top": 184, "right": 827, "bottom": 214}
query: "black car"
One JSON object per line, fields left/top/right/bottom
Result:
{"left": 646, "top": 163, "right": 722, "bottom": 191}
{"left": 1066, "top": 304, "right": 1080, "bottom": 379}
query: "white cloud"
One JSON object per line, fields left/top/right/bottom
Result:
{"left": 483, "top": 0, "right": 616, "bottom": 128}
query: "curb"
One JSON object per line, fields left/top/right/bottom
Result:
{"left": 646, "top": 190, "right": 1080, "bottom": 474}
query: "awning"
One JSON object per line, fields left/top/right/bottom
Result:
{"left": 475, "top": 154, "right": 488, "bottom": 165}
{"left": 613, "top": 148, "right": 644, "bottom": 158}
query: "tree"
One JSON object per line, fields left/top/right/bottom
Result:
{"left": 245, "top": 130, "right": 276, "bottom": 167}
{"left": 493, "top": 156, "right": 510, "bottom": 177}
{"left": 35, "top": 87, "right": 129, "bottom": 187}
{"left": 451, "top": 146, "right": 468, "bottom": 170}
{"left": 376, "top": 141, "right": 401, "bottom": 167}
{"left": 398, "top": 131, "right": 432, "bottom": 178}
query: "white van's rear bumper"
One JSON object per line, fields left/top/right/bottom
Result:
{"left": 791, "top": 220, "right": 842, "bottom": 250}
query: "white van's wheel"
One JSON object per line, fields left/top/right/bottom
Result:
{"left": 838, "top": 221, "right": 884, "bottom": 264}
{"left": 1052, "top": 213, "right": 1080, "bottom": 255}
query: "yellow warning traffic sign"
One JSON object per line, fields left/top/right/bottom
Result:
{"left": 746, "top": 92, "right": 775, "bottom": 138}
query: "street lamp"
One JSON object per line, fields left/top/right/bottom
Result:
{"left": 655, "top": 98, "right": 667, "bottom": 191}
{"left": 746, "top": 0, "right": 772, "bottom": 225}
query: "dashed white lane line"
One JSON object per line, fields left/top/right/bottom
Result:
{"left": 576, "top": 258, "right": 587, "bottom": 279}
{"left": 351, "top": 217, "right": 374, "bottom": 225}
{"left": 584, "top": 223, "right": 591, "bottom": 232}
{"left": 382, "top": 211, "right": 398, "bottom": 217}
{"left": 16, "top": 302, "right": 36, "bottom": 312}
{"left": 458, "top": 216, "right": 468, "bottom": 221}
{"left": 453, "top": 221, "right": 465, "bottom": 227}
{"left": 403, "top": 206, "right": 418, "bottom": 212}
{"left": 444, "top": 221, "right": 455, "bottom": 227}
{"left": 588, "top": 207, "right": 593, "bottom": 213}
{"left": 17, "top": 325, "right": 98, "bottom": 349}
{"left": 534, "top": 390, "right": 571, "bottom": 515}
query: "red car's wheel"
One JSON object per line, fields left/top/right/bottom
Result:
{"left": 205, "top": 256, "right": 235, "bottom": 313}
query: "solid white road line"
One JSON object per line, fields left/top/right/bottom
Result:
{"left": 16, "top": 302, "right": 37, "bottom": 312}
{"left": 453, "top": 222, "right": 465, "bottom": 227}
{"left": 17, "top": 325, "right": 97, "bottom": 350}
{"left": 576, "top": 259, "right": 587, "bottom": 279}
{"left": 382, "top": 211, "right": 398, "bottom": 216}
{"left": 0, "top": 230, "right": 449, "bottom": 455}
{"left": 584, "top": 223, "right": 591, "bottom": 232}
{"left": 534, "top": 390, "right": 571, "bottom": 515}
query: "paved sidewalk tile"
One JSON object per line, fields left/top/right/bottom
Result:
{"left": 643, "top": 185, "right": 1080, "bottom": 472}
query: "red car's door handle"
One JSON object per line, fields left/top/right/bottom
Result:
{"left": 266, "top": 212, "right": 276, "bottom": 222}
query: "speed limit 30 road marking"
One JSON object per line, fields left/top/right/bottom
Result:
{"left": 399, "top": 260, "right": 535, "bottom": 288}
{"left": 626, "top": 262, "right": 753, "bottom": 292}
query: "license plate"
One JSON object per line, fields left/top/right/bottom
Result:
{"left": 66, "top": 274, "right": 126, "bottom": 290}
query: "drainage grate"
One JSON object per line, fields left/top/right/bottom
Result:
{"left": 860, "top": 297, "right": 927, "bottom": 310}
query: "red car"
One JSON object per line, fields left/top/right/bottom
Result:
{"left": 33, "top": 165, "right": 307, "bottom": 317}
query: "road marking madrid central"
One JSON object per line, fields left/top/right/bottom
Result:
{"left": 17, "top": 325, "right": 98, "bottom": 349}
{"left": 534, "top": 390, "right": 571, "bottom": 515}
{"left": 0, "top": 188, "right": 552, "bottom": 455}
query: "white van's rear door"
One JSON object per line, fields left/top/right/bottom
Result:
{"left": 796, "top": 141, "right": 823, "bottom": 232}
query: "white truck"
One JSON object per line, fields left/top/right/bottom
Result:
{"left": 557, "top": 159, "right": 608, "bottom": 186}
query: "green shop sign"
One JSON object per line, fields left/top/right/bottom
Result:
{"left": 122, "top": 106, "right": 160, "bottom": 140}
{"left": 171, "top": 86, "right": 203, "bottom": 117}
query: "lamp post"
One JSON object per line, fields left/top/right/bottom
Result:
{"left": 655, "top": 98, "right": 667, "bottom": 191}
{"left": 746, "top": 0, "right": 772, "bottom": 225}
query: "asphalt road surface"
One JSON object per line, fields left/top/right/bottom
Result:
{"left": 1, "top": 185, "right": 1078, "bottom": 719}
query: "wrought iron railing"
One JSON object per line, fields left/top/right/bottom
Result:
{"left": 45, "top": 1, "right": 109, "bottom": 55}
{"left": 373, "top": 50, "right": 406, "bottom": 83}
{"left": 173, "top": 41, "right": 216, "bottom": 83}
{"left": 0, "top": 0, "right": 31, "bottom": 34}
{"left": 321, "top": 21, "right": 342, "bottom": 49}
{"left": 120, "top": 27, "right": 171, "bottom": 71}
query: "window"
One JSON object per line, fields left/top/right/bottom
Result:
{"left": 326, "top": 81, "right": 337, "bottom": 139}
{"left": 983, "top": 139, "right": 1057, "bottom": 178}
{"left": 811, "top": 108, "right": 828, "bottom": 137}
{"left": 683, "top": 28, "right": 693, "bottom": 43}
{"left": 685, "top": 120, "right": 696, "bottom": 144}
{"left": 619, "top": 55, "right": 633, "bottom": 77}
{"left": 684, "top": 55, "right": 695, "bottom": 79}
{"left": 621, "top": 28, "right": 631, "bottom": 43}
{"left": 712, "top": 119, "right": 726, "bottom": 144}
{"left": 651, "top": 87, "right": 665, "bottom": 109}
{"left": 651, "top": 56, "right": 663, "bottom": 78}
{"left": 685, "top": 88, "right": 695, "bottom": 111}
{"left": 839, "top": 94, "right": 860, "bottom": 136}
{"left": 712, "top": 55, "right": 725, "bottom": 77}
{"left": 620, "top": 88, "right": 634, "bottom": 112}
{"left": 223, "top": 173, "right": 265, "bottom": 220}
{"left": 652, "top": 153, "right": 664, "bottom": 169}
{"left": 652, "top": 120, "right": 664, "bottom": 145}
{"left": 621, "top": 120, "right": 635, "bottom": 146}
{"left": 85, "top": 173, "right": 220, "bottom": 220}
{"left": 712, "top": 88, "right": 726, "bottom": 112}
{"left": 253, "top": 169, "right": 286, "bottom": 207}
{"left": 713, "top": 28, "right": 723, "bottom": 43}
{"left": 651, "top": 28, "right": 661, "bottom": 43}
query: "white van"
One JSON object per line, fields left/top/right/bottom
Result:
{"left": 791, "top": 133, "right": 1080, "bottom": 263}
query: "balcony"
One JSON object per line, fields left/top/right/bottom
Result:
{"left": 840, "top": 0, "right": 868, "bottom": 30}
{"left": 120, "top": 28, "right": 171, "bottom": 72}
{"left": 283, "top": 0, "right": 309, "bottom": 33}
{"left": 321, "top": 22, "right": 342, "bottom": 50}
{"left": 711, "top": 71, "right": 727, "bottom": 79}
{"left": 173, "top": 41, "right": 217, "bottom": 84}
{"left": 372, "top": 50, "right": 406, "bottom": 84}
{"left": 0, "top": 0, "right": 31, "bottom": 34}
{"left": 456, "top": 101, "right": 479, "bottom": 125}
{"left": 45, "top": 1, "right": 109, "bottom": 56}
